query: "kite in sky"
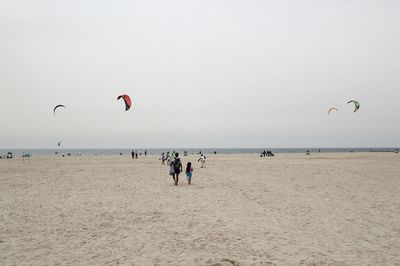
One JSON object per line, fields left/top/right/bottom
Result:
{"left": 347, "top": 100, "right": 360, "bottom": 113}
{"left": 53, "top": 105, "right": 66, "bottom": 115}
{"left": 328, "top": 107, "right": 338, "bottom": 114}
{"left": 117, "top": 94, "right": 132, "bottom": 111}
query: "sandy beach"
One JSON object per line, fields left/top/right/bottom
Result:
{"left": 0, "top": 153, "right": 399, "bottom": 265}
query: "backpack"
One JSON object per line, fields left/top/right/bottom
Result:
{"left": 173, "top": 158, "right": 181, "bottom": 174}
{"left": 174, "top": 158, "right": 181, "bottom": 169}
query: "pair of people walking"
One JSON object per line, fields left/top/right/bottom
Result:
{"left": 169, "top": 153, "right": 193, "bottom": 185}
{"left": 131, "top": 150, "right": 138, "bottom": 159}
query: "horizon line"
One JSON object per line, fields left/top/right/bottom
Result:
{"left": 1, "top": 146, "right": 399, "bottom": 150}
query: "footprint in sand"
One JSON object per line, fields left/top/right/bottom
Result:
{"left": 209, "top": 258, "right": 240, "bottom": 266}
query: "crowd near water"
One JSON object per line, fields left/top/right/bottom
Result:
{"left": 1, "top": 147, "right": 399, "bottom": 158}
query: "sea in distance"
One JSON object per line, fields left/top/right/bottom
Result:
{"left": 1, "top": 148, "right": 399, "bottom": 157}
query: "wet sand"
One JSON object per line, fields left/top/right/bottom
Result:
{"left": 1, "top": 153, "right": 399, "bottom": 265}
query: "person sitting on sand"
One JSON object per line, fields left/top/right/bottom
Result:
{"left": 186, "top": 162, "right": 193, "bottom": 185}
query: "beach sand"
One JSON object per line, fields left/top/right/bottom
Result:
{"left": 1, "top": 153, "right": 399, "bottom": 265}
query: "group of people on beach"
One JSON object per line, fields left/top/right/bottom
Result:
{"left": 159, "top": 151, "right": 207, "bottom": 186}
{"left": 260, "top": 150, "right": 274, "bottom": 157}
{"left": 131, "top": 149, "right": 147, "bottom": 159}
{"left": 163, "top": 152, "right": 192, "bottom": 186}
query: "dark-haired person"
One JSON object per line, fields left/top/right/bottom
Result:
{"left": 172, "top": 153, "right": 183, "bottom": 185}
{"left": 186, "top": 162, "right": 193, "bottom": 185}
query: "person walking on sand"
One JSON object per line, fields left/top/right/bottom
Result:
{"left": 198, "top": 154, "right": 206, "bottom": 168}
{"left": 160, "top": 153, "right": 166, "bottom": 165}
{"left": 171, "top": 152, "right": 182, "bottom": 185}
{"left": 186, "top": 162, "right": 193, "bottom": 185}
{"left": 131, "top": 150, "right": 135, "bottom": 159}
{"left": 169, "top": 160, "right": 175, "bottom": 182}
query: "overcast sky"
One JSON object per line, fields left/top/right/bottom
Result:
{"left": 1, "top": 0, "right": 399, "bottom": 148}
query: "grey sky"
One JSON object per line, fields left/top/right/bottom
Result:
{"left": 1, "top": 0, "right": 399, "bottom": 148}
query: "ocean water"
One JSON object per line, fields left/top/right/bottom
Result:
{"left": 0, "top": 148, "right": 398, "bottom": 157}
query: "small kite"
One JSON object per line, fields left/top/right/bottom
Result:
{"left": 328, "top": 107, "right": 338, "bottom": 114}
{"left": 347, "top": 100, "right": 360, "bottom": 113}
{"left": 53, "top": 105, "right": 66, "bottom": 115}
{"left": 57, "top": 141, "right": 61, "bottom": 147}
{"left": 117, "top": 94, "right": 132, "bottom": 111}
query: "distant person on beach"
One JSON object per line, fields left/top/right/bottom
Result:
{"left": 160, "top": 153, "right": 166, "bottom": 165}
{"left": 145, "top": 150, "right": 147, "bottom": 156}
{"left": 198, "top": 154, "right": 206, "bottom": 168}
{"left": 265, "top": 150, "right": 274, "bottom": 156}
{"left": 171, "top": 153, "right": 182, "bottom": 185}
{"left": 186, "top": 162, "right": 193, "bottom": 185}
{"left": 131, "top": 150, "right": 135, "bottom": 159}
{"left": 135, "top": 150, "right": 138, "bottom": 159}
